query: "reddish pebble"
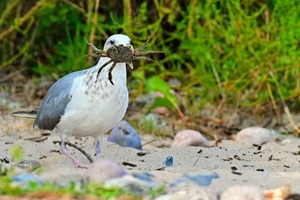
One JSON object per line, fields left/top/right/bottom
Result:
{"left": 151, "top": 107, "right": 170, "bottom": 115}
{"left": 236, "top": 127, "right": 274, "bottom": 146}
{"left": 171, "top": 130, "right": 210, "bottom": 148}
{"left": 85, "top": 159, "right": 127, "bottom": 183}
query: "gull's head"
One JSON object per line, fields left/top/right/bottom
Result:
{"left": 104, "top": 34, "right": 131, "bottom": 50}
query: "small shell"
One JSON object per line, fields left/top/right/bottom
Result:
{"left": 235, "top": 127, "right": 274, "bottom": 146}
{"left": 171, "top": 130, "right": 210, "bottom": 148}
{"left": 264, "top": 184, "right": 290, "bottom": 200}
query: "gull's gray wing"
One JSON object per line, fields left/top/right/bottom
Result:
{"left": 33, "top": 70, "right": 86, "bottom": 130}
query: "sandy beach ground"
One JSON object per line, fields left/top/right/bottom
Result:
{"left": 1, "top": 111, "right": 300, "bottom": 197}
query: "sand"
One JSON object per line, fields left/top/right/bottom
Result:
{"left": 1, "top": 114, "right": 300, "bottom": 196}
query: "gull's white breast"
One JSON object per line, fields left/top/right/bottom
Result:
{"left": 55, "top": 63, "right": 128, "bottom": 140}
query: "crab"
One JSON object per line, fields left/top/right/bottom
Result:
{"left": 85, "top": 36, "right": 164, "bottom": 85}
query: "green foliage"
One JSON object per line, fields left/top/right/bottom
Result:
{"left": 9, "top": 145, "right": 24, "bottom": 162}
{"left": 0, "top": 0, "right": 300, "bottom": 114}
{"left": 138, "top": 113, "right": 165, "bottom": 135}
{"left": 0, "top": 177, "right": 139, "bottom": 199}
{"left": 148, "top": 185, "right": 166, "bottom": 197}
{"left": 0, "top": 148, "right": 138, "bottom": 198}
{"left": 146, "top": 76, "right": 178, "bottom": 110}
{"left": 0, "top": 165, "right": 139, "bottom": 198}
{"left": 0, "top": 165, "right": 8, "bottom": 176}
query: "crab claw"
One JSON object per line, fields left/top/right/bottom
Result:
{"left": 101, "top": 50, "right": 108, "bottom": 57}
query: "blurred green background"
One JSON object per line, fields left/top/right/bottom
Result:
{"left": 0, "top": 0, "right": 299, "bottom": 115}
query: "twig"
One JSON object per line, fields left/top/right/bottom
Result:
{"left": 60, "top": 0, "right": 85, "bottom": 13}
{"left": 0, "top": 42, "right": 30, "bottom": 70}
{"left": 261, "top": 102, "right": 274, "bottom": 128}
{"left": 52, "top": 140, "right": 94, "bottom": 163}
{"left": 283, "top": 105, "right": 300, "bottom": 135}
{"left": 268, "top": 68, "right": 300, "bottom": 134}
{"left": 267, "top": 82, "right": 282, "bottom": 125}
{"left": 139, "top": 139, "right": 155, "bottom": 148}
{"left": 0, "top": 68, "right": 25, "bottom": 83}
{"left": 193, "top": 149, "right": 202, "bottom": 167}
{"left": 87, "top": 0, "right": 100, "bottom": 66}
{"left": 0, "top": 1, "right": 49, "bottom": 41}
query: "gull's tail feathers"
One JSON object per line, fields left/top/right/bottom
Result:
{"left": 10, "top": 108, "right": 39, "bottom": 119}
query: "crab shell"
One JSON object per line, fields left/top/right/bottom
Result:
{"left": 104, "top": 45, "right": 135, "bottom": 69}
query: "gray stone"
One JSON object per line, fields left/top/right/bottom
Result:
{"left": 85, "top": 159, "right": 127, "bottom": 183}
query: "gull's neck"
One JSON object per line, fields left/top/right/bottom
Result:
{"left": 94, "top": 57, "right": 127, "bottom": 86}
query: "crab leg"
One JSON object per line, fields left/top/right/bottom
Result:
{"left": 85, "top": 38, "right": 109, "bottom": 58}
{"left": 135, "top": 36, "right": 151, "bottom": 52}
{"left": 86, "top": 53, "right": 103, "bottom": 58}
{"left": 96, "top": 59, "right": 113, "bottom": 80}
{"left": 108, "top": 63, "right": 117, "bottom": 85}
{"left": 84, "top": 38, "right": 102, "bottom": 53}
{"left": 133, "top": 56, "right": 160, "bottom": 65}
{"left": 134, "top": 50, "right": 164, "bottom": 55}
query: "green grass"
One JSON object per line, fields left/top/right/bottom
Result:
{"left": 0, "top": 163, "right": 167, "bottom": 199}
{"left": 0, "top": 146, "right": 143, "bottom": 199}
{"left": 0, "top": 0, "right": 299, "bottom": 116}
{"left": 0, "top": 174, "right": 140, "bottom": 199}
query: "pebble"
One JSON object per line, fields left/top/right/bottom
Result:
{"left": 104, "top": 174, "right": 159, "bottom": 196}
{"left": 139, "top": 113, "right": 167, "bottom": 134}
{"left": 152, "top": 106, "right": 170, "bottom": 115}
{"left": 132, "top": 171, "right": 155, "bottom": 183}
{"left": 156, "top": 186, "right": 216, "bottom": 200}
{"left": 171, "top": 130, "right": 210, "bottom": 148}
{"left": 143, "top": 113, "right": 167, "bottom": 127}
{"left": 108, "top": 120, "right": 142, "bottom": 150}
{"left": 12, "top": 174, "right": 43, "bottom": 188}
{"left": 40, "top": 167, "right": 85, "bottom": 187}
{"left": 235, "top": 127, "right": 274, "bottom": 146}
{"left": 85, "top": 159, "right": 127, "bottom": 183}
{"left": 14, "top": 160, "right": 41, "bottom": 172}
{"left": 220, "top": 185, "right": 264, "bottom": 200}
{"left": 171, "top": 171, "right": 219, "bottom": 188}
{"left": 163, "top": 156, "right": 173, "bottom": 167}
{"left": 155, "top": 191, "right": 189, "bottom": 200}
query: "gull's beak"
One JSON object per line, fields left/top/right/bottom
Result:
{"left": 130, "top": 45, "right": 134, "bottom": 52}
{"left": 127, "top": 62, "right": 134, "bottom": 69}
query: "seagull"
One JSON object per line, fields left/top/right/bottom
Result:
{"left": 12, "top": 34, "right": 131, "bottom": 168}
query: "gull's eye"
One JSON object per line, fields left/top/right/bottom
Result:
{"left": 110, "top": 40, "right": 115, "bottom": 45}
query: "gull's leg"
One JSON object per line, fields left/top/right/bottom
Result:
{"left": 60, "top": 140, "right": 88, "bottom": 168}
{"left": 95, "top": 141, "right": 101, "bottom": 160}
